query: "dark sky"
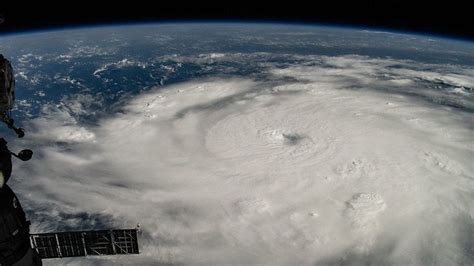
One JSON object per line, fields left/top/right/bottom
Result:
{"left": 0, "top": 2, "right": 473, "bottom": 40}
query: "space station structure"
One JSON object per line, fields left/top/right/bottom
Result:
{"left": 0, "top": 54, "right": 24, "bottom": 138}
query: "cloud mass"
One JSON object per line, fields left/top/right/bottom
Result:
{"left": 9, "top": 55, "right": 474, "bottom": 265}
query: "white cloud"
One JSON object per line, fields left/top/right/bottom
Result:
{"left": 11, "top": 56, "right": 474, "bottom": 265}
{"left": 93, "top": 58, "right": 148, "bottom": 77}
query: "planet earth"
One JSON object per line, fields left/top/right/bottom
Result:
{"left": 0, "top": 23, "right": 473, "bottom": 265}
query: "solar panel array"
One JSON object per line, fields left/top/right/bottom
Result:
{"left": 29, "top": 229, "right": 139, "bottom": 259}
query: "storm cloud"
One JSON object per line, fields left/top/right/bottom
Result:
{"left": 9, "top": 55, "right": 474, "bottom": 265}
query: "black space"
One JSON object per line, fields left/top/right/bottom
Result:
{"left": 0, "top": 2, "right": 473, "bottom": 40}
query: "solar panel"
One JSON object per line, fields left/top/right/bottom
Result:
{"left": 29, "top": 229, "right": 139, "bottom": 259}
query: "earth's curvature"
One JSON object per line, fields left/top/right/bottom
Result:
{"left": 0, "top": 23, "right": 473, "bottom": 265}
